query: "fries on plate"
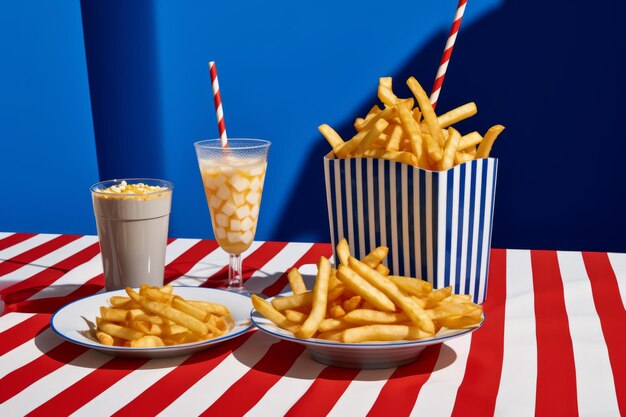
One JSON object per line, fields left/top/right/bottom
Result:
{"left": 252, "top": 238, "right": 483, "bottom": 343}
{"left": 92, "top": 284, "right": 234, "bottom": 347}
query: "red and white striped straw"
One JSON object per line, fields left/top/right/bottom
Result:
{"left": 208, "top": 61, "right": 228, "bottom": 147}
{"left": 430, "top": 0, "right": 468, "bottom": 109}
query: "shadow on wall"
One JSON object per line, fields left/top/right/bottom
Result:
{"left": 273, "top": 0, "right": 626, "bottom": 252}
{"left": 80, "top": 0, "right": 166, "bottom": 181}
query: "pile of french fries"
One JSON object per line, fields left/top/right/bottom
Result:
{"left": 252, "top": 239, "right": 483, "bottom": 343}
{"left": 93, "top": 285, "right": 233, "bottom": 348}
{"left": 319, "top": 76, "right": 505, "bottom": 171}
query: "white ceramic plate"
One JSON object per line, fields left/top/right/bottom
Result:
{"left": 251, "top": 296, "right": 484, "bottom": 369}
{"left": 51, "top": 287, "right": 253, "bottom": 358}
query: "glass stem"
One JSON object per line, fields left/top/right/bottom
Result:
{"left": 228, "top": 253, "right": 244, "bottom": 291}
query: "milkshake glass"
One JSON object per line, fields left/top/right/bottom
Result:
{"left": 90, "top": 179, "right": 173, "bottom": 290}
{"left": 195, "top": 139, "right": 270, "bottom": 292}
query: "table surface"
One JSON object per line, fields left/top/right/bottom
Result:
{"left": 0, "top": 232, "right": 624, "bottom": 417}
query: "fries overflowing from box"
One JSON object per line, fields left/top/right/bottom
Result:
{"left": 319, "top": 76, "right": 504, "bottom": 170}
{"left": 92, "top": 285, "right": 234, "bottom": 347}
{"left": 322, "top": 76, "right": 503, "bottom": 303}
{"left": 252, "top": 239, "right": 483, "bottom": 343}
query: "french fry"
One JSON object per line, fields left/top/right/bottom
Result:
{"left": 355, "top": 105, "right": 382, "bottom": 130}
{"left": 459, "top": 131, "right": 483, "bottom": 151}
{"left": 360, "top": 149, "right": 418, "bottom": 166}
{"left": 329, "top": 304, "right": 346, "bottom": 318}
{"left": 108, "top": 296, "right": 131, "bottom": 306}
{"left": 109, "top": 296, "right": 140, "bottom": 310}
{"left": 440, "top": 127, "right": 462, "bottom": 170}
{"left": 397, "top": 106, "right": 423, "bottom": 162}
{"left": 379, "top": 76, "right": 392, "bottom": 90}
{"left": 318, "top": 124, "right": 344, "bottom": 155}
{"left": 437, "top": 308, "right": 483, "bottom": 329}
{"left": 329, "top": 269, "right": 341, "bottom": 291}
{"left": 372, "top": 135, "right": 388, "bottom": 149}
{"left": 96, "top": 317, "right": 144, "bottom": 341}
{"left": 396, "top": 97, "right": 414, "bottom": 111}
{"left": 387, "top": 275, "right": 433, "bottom": 296}
{"left": 476, "top": 125, "right": 505, "bottom": 159}
{"left": 362, "top": 246, "right": 389, "bottom": 268}
{"left": 99, "top": 307, "right": 129, "bottom": 323}
{"left": 407, "top": 77, "right": 446, "bottom": 155}
{"left": 385, "top": 124, "right": 404, "bottom": 152}
{"left": 284, "top": 309, "right": 308, "bottom": 324}
{"left": 127, "top": 320, "right": 155, "bottom": 335}
{"left": 317, "top": 330, "right": 344, "bottom": 341}
{"left": 297, "top": 257, "right": 332, "bottom": 338}
{"left": 141, "top": 285, "right": 175, "bottom": 304}
{"left": 272, "top": 291, "right": 314, "bottom": 311}
{"left": 411, "top": 295, "right": 428, "bottom": 309}
{"left": 126, "top": 288, "right": 209, "bottom": 337}
{"left": 252, "top": 294, "right": 300, "bottom": 334}
{"left": 319, "top": 317, "right": 353, "bottom": 332}
{"left": 354, "top": 119, "right": 389, "bottom": 155}
{"left": 438, "top": 102, "right": 477, "bottom": 128}
{"left": 356, "top": 106, "right": 396, "bottom": 132}
{"left": 348, "top": 257, "right": 435, "bottom": 334}
{"left": 425, "top": 286, "right": 453, "bottom": 308}
{"left": 336, "top": 265, "right": 396, "bottom": 312}
{"left": 159, "top": 284, "right": 174, "bottom": 294}
{"left": 454, "top": 150, "right": 476, "bottom": 165}
{"left": 218, "top": 314, "right": 233, "bottom": 332}
{"left": 164, "top": 332, "right": 198, "bottom": 345}
{"left": 442, "top": 294, "right": 472, "bottom": 303}
{"left": 96, "top": 330, "right": 115, "bottom": 346}
{"left": 334, "top": 130, "right": 368, "bottom": 158}
{"left": 421, "top": 131, "right": 443, "bottom": 163}
{"left": 342, "top": 295, "right": 362, "bottom": 312}
{"left": 130, "top": 335, "right": 165, "bottom": 348}
{"left": 336, "top": 238, "right": 351, "bottom": 266}
{"left": 287, "top": 268, "right": 307, "bottom": 295}
{"left": 426, "top": 302, "right": 479, "bottom": 320}
{"left": 328, "top": 284, "right": 345, "bottom": 301}
{"left": 166, "top": 324, "right": 192, "bottom": 336}
{"left": 342, "top": 324, "right": 410, "bottom": 343}
{"left": 374, "top": 264, "right": 388, "bottom": 276}
{"left": 343, "top": 309, "right": 409, "bottom": 325}
{"left": 172, "top": 296, "right": 209, "bottom": 322}
{"left": 187, "top": 300, "right": 230, "bottom": 317}
{"left": 126, "top": 309, "right": 150, "bottom": 321}
{"left": 378, "top": 84, "right": 398, "bottom": 107}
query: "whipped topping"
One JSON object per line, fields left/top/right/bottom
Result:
{"left": 99, "top": 180, "right": 167, "bottom": 195}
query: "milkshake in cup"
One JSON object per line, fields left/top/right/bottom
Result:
{"left": 195, "top": 139, "right": 270, "bottom": 291}
{"left": 90, "top": 179, "right": 173, "bottom": 291}
{"left": 199, "top": 157, "right": 267, "bottom": 254}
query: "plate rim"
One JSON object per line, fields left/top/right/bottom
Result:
{"left": 50, "top": 287, "right": 254, "bottom": 353}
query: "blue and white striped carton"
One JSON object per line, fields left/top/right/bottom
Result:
{"left": 324, "top": 155, "right": 498, "bottom": 304}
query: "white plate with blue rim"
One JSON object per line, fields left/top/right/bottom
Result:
{"left": 250, "top": 296, "right": 484, "bottom": 369}
{"left": 50, "top": 287, "right": 253, "bottom": 358}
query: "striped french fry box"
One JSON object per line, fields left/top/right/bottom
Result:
{"left": 324, "top": 155, "right": 498, "bottom": 304}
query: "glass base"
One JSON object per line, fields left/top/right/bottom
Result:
{"left": 225, "top": 284, "right": 249, "bottom": 294}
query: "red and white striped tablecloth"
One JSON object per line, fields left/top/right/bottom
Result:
{"left": 0, "top": 232, "right": 624, "bottom": 416}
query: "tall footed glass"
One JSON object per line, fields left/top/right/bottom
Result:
{"left": 195, "top": 139, "right": 270, "bottom": 292}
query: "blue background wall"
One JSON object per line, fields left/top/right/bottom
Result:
{"left": 0, "top": 0, "right": 98, "bottom": 234}
{"left": 1, "top": 0, "right": 625, "bottom": 252}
